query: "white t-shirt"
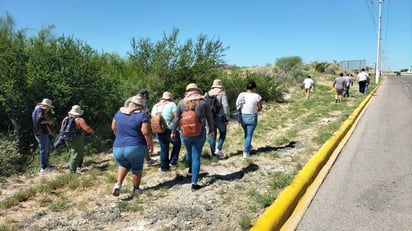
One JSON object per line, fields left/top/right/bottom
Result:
{"left": 240, "top": 92, "right": 262, "bottom": 114}
{"left": 357, "top": 71, "right": 368, "bottom": 81}
{"left": 303, "top": 78, "right": 314, "bottom": 89}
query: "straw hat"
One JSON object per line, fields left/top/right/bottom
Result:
{"left": 129, "top": 95, "right": 145, "bottom": 106}
{"left": 211, "top": 79, "right": 224, "bottom": 89}
{"left": 120, "top": 95, "right": 145, "bottom": 114}
{"left": 185, "top": 83, "right": 202, "bottom": 93}
{"left": 161, "top": 91, "right": 173, "bottom": 100}
{"left": 38, "top": 98, "right": 54, "bottom": 108}
{"left": 68, "top": 105, "right": 84, "bottom": 116}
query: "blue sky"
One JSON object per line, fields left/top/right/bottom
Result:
{"left": 1, "top": 0, "right": 411, "bottom": 71}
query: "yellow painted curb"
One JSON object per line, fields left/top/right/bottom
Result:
{"left": 250, "top": 80, "right": 384, "bottom": 231}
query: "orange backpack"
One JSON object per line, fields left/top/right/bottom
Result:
{"left": 180, "top": 106, "right": 202, "bottom": 137}
{"left": 150, "top": 104, "right": 167, "bottom": 134}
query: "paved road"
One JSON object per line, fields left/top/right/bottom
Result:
{"left": 296, "top": 76, "right": 412, "bottom": 231}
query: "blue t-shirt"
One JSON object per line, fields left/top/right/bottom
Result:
{"left": 32, "top": 106, "right": 48, "bottom": 135}
{"left": 113, "top": 111, "right": 148, "bottom": 147}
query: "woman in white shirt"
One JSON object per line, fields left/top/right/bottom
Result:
{"left": 235, "top": 80, "right": 262, "bottom": 158}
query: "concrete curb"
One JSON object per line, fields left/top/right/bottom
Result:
{"left": 250, "top": 80, "right": 384, "bottom": 231}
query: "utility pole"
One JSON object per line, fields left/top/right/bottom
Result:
{"left": 375, "top": 0, "right": 384, "bottom": 84}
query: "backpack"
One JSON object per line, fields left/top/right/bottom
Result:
{"left": 205, "top": 93, "right": 221, "bottom": 115}
{"left": 150, "top": 106, "right": 168, "bottom": 134}
{"left": 60, "top": 117, "right": 80, "bottom": 141}
{"left": 180, "top": 105, "right": 202, "bottom": 137}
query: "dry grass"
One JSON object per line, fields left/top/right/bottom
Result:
{"left": 0, "top": 74, "right": 374, "bottom": 230}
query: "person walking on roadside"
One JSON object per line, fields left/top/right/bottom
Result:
{"left": 302, "top": 75, "right": 315, "bottom": 99}
{"left": 171, "top": 83, "right": 215, "bottom": 191}
{"left": 151, "top": 91, "right": 181, "bottom": 173}
{"left": 111, "top": 95, "right": 154, "bottom": 197}
{"left": 357, "top": 68, "right": 369, "bottom": 94}
{"left": 236, "top": 80, "right": 262, "bottom": 159}
{"left": 343, "top": 73, "right": 353, "bottom": 98}
{"left": 205, "top": 79, "right": 230, "bottom": 159}
{"left": 32, "top": 98, "right": 56, "bottom": 173}
{"left": 62, "top": 105, "right": 95, "bottom": 173}
{"left": 333, "top": 73, "right": 346, "bottom": 103}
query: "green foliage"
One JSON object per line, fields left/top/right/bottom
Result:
{"left": 274, "top": 56, "right": 304, "bottom": 85}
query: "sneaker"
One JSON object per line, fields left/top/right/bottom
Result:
{"left": 191, "top": 184, "right": 202, "bottom": 191}
{"left": 112, "top": 183, "right": 122, "bottom": 197}
{"left": 158, "top": 167, "right": 169, "bottom": 174}
{"left": 145, "top": 157, "right": 158, "bottom": 166}
{"left": 40, "top": 166, "right": 53, "bottom": 173}
{"left": 132, "top": 188, "right": 144, "bottom": 196}
{"left": 214, "top": 150, "right": 225, "bottom": 159}
{"left": 243, "top": 152, "right": 251, "bottom": 159}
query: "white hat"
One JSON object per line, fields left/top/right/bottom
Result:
{"left": 68, "top": 105, "right": 84, "bottom": 116}
{"left": 161, "top": 91, "right": 173, "bottom": 100}
{"left": 129, "top": 95, "right": 145, "bottom": 106}
{"left": 38, "top": 98, "right": 54, "bottom": 108}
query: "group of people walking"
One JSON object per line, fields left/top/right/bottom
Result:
{"left": 32, "top": 100, "right": 94, "bottom": 174}
{"left": 31, "top": 79, "right": 263, "bottom": 196}
{"left": 111, "top": 79, "right": 262, "bottom": 196}
{"left": 303, "top": 68, "right": 371, "bottom": 103}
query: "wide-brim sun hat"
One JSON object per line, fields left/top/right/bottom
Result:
{"left": 129, "top": 95, "right": 145, "bottom": 106}
{"left": 161, "top": 91, "right": 173, "bottom": 100}
{"left": 185, "top": 83, "right": 202, "bottom": 93}
{"left": 38, "top": 98, "right": 54, "bottom": 108}
{"left": 211, "top": 79, "right": 224, "bottom": 89}
{"left": 68, "top": 105, "right": 84, "bottom": 116}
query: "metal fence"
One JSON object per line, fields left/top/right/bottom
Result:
{"left": 340, "top": 60, "right": 366, "bottom": 71}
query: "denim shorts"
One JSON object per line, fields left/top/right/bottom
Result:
{"left": 113, "top": 145, "right": 147, "bottom": 173}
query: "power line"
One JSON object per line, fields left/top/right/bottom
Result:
{"left": 365, "top": 0, "right": 377, "bottom": 30}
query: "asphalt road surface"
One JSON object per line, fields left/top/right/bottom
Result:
{"left": 296, "top": 75, "right": 412, "bottom": 231}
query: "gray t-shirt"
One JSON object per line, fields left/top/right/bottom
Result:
{"left": 334, "top": 77, "right": 346, "bottom": 90}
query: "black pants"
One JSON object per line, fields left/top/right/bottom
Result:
{"left": 358, "top": 81, "right": 366, "bottom": 94}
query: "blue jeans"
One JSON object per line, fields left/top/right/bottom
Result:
{"left": 241, "top": 113, "right": 258, "bottom": 154}
{"left": 157, "top": 128, "right": 182, "bottom": 171}
{"left": 181, "top": 129, "right": 206, "bottom": 184}
{"left": 35, "top": 134, "right": 51, "bottom": 169}
{"left": 207, "top": 115, "right": 227, "bottom": 154}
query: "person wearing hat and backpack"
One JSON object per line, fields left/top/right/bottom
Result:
{"left": 151, "top": 91, "right": 181, "bottom": 172}
{"left": 205, "top": 79, "right": 230, "bottom": 159}
{"left": 171, "top": 83, "right": 215, "bottom": 191}
{"left": 32, "top": 98, "right": 56, "bottom": 173}
{"left": 62, "top": 105, "right": 94, "bottom": 173}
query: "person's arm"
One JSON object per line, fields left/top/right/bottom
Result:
{"left": 77, "top": 118, "right": 95, "bottom": 135}
{"left": 204, "top": 100, "right": 215, "bottom": 134}
{"left": 221, "top": 95, "right": 230, "bottom": 122}
{"left": 111, "top": 119, "right": 116, "bottom": 135}
{"left": 257, "top": 101, "right": 263, "bottom": 112}
{"left": 141, "top": 121, "right": 153, "bottom": 155}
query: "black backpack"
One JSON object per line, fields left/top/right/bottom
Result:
{"left": 205, "top": 93, "right": 221, "bottom": 115}
{"left": 60, "top": 117, "right": 80, "bottom": 141}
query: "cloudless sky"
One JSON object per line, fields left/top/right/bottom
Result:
{"left": 1, "top": 0, "right": 411, "bottom": 71}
